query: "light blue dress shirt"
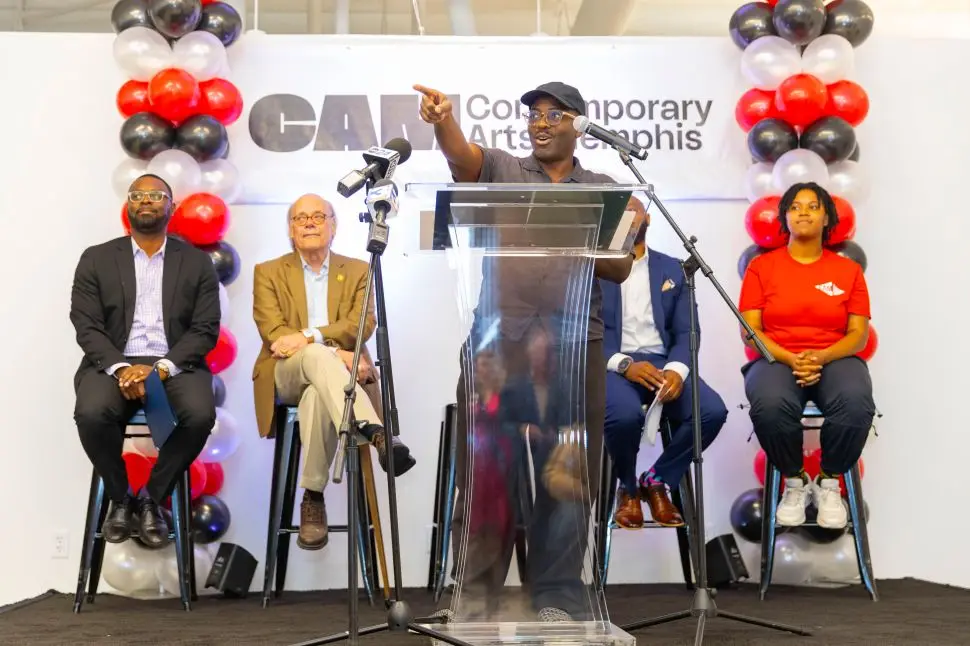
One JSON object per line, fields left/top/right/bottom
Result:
{"left": 301, "top": 253, "right": 329, "bottom": 343}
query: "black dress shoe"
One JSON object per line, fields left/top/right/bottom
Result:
{"left": 358, "top": 422, "right": 417, "bottom": 476}
{"left": 102, "top": 495, "right": 137, "bottom": 544}
{"left": 136, "top": 497, "right": 171, "bottom": 549}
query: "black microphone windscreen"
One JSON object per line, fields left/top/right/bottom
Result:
{"left": 384, "top": 138, "right": 413, "bottom": 164}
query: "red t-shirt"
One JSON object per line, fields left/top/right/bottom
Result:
{"left": 738, "top": 248, "right": 871, "bottom": 354}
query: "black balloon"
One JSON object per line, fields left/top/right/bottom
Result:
{"left": 198, "top": 1, "right": 243, "bottom": 47}
{"left": 148, "top": 0, "right": 201, "bottom": 38}
{"left": 824, "top": 0, "right": 874, "bottom": 48}
{"left": 219, "top": 139, "right": 231, "bottom": 160}
{"left": 190, "top": 494, "right": 230, "bottom": 544}
{"left": 212, "top": 374, "right": 226, "bottom": 407}
{"left": 748, "top": 118, "right": 799, "bottom": 163}
{"left": 204, "top": 241, "right": 240, "bottom": 285}
{"left": 848, "top": 142, "right": 860, "bottom": 161}
{"left": 738, "top": 244, "right": 768, "bottom": 279}
{"left": 800, "top": 116, "right": 857, "bottom": 163}
{"left": 830, "top": 240, "right": 867, "bottom": 272}
{"left": 120, "top": 112, "right": 176, "bottom": 160}
{"left": 111, "top": 0, "right": 153, "bottom": 32}
{"left": 176, "top": 115, "right": 229, "bottom": 162}
{"left": 772, "top": 0, "right": 826, "bottom": 46}
{"left": 800, "top": 504, "right": 847, "bottom": 544}
{"left": 730, "top": 487, "right": 766, "bottom": 543}
{"left": 729, "top": 2, "right": 776, "bottom": 50}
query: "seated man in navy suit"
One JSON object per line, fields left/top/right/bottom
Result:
{"left": 602, "top": 197, "right": 728, "bottom": 527}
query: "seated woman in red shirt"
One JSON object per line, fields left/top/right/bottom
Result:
{"left": 738, "top": 182, "right": 875, "bottom": 530}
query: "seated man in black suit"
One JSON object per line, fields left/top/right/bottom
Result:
{"left": 70, "top": 174, "right": 221, "bottom": 548}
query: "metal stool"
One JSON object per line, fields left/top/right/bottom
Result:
{"left": 261, "top": 404, "right": 388, "bottom": 607}
{"left": 760, "top": 401, "right": 877, "bottom": 601}
{"left": 593, "top": 407, "right": 698, "bottom": 591}
{"left": 73, "top": 409, "right": 197, "bottom": 612}
{"left": 426, "top": 403, "right": 533, "bottom": 602}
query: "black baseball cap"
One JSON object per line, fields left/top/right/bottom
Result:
{"left": 520, "top": 82, "right": 587, "bottom": 116}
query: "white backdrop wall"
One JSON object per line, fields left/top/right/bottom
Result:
{"left": 0, "top": 33, "right": 968, "bottom": 607}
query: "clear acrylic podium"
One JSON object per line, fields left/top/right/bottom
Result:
{"left": 408, "top": 183, "right": 643, "bottom": 646}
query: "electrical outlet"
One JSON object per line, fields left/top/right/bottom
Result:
{"left": 53, "top": 531, "right": 69, "bottom": 559}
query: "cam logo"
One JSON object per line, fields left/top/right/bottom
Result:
{"left": 248, "top": 93, "right": 460, "bottom": 153}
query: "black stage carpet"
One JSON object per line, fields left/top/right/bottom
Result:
{"left": 1, "top": 579, "right": 966, "bottom": 645}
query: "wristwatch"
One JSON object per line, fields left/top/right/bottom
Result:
{"left": 302, "top": 328, "right": 315, "bottom": 343}
{"left": 616, "top": 356, "right": 633, "bottom": 374}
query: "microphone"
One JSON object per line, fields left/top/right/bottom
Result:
{"left": 336, "top": 138, "right": 413, "bottom": 198}
{"left": 572, "top": 115, "right": 649, "bottom": 161}
{"left": 363, "top": 178, "right": 398, "bottom": 254}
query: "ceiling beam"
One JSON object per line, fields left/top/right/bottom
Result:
{"left": 569, "top": 0, "right": 636, "bottom": 36}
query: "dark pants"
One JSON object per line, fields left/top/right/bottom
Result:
{"left": 743, "top": 356, "right": 874, "bottom": 478}
{"left": 74, "top": 357, "right": 215, "bottom": 504}
{"left": 604, "top": 352, "right": 727, "bottom": 494}
{"left": 452, "top": 335, "right": 606, "bottom": 617}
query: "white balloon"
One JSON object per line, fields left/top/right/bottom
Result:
{"left": 826, "top": 160, "right": 870, "bottom": 204}
{"left": 801, "top": 34, "right": 855, "bottom": 85}
{"left": 218, "top": 283, "right": 231, "bottom": 326}
{"left": 744, "top": 162, "right": 776, "bottom": 202}
{"left": 200, "top": 407, "right": 241, "bottom": 462}
{"left": 147, "top": 149, "right": 202, "bottom": 201}
{"left": 102, "top": 541, "right": 164, "bottom": 595}
{"left": 112, "top": 27, "right": 173, "bottom": 82}
{"left": 155, "top": 543, "right": 214, "bottom": 597}
{"left": 740, "top": 36, "right": 802, "bottom": 90}
{"left": 128, "top": 433, "right": 159, "bottom": 458}
{"left": 172, "top": 31, "right": 228, "bottom": 82}
{"left": 112, "top": 158, "right": 148, "bottom": 200}
{"left": 772, "top": 149, "right": 830, "bottom": 193}
{"left": 199, "top": 159, "right": 242, "bottom": 203}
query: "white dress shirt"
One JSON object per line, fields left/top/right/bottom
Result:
{"left": 301, "top": 252, "right": 329, "bottom": 344}
{"left": 107, "top": 238, "right": 179, "bottom": 377}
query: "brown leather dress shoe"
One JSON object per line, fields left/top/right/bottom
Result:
{"left": 359, "top": 423, "right": 416, "bottom": 476}
{"left": 613, "top": 487, "right": 644, "bottom": 529}
{"left": 297, "top": 493, "right": 328, "bottom": 550}
{"left": 641, "top": 483, "right": 685, "bottom": 527}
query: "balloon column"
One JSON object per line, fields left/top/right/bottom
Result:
{"left": 732, "top": 0, "right": 878, "bottom": 362}
{"left": 107, "top": 0, "right": 244, "bottom": 599}
{"left": 728, "top": 0, "right": 877, "bottom": 587}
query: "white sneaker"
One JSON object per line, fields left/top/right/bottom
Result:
{"left": 776, "top": 477, "right": 811, "bottom": 526}
{"left": 814, "top": 477, "right": 848, "bottom": 529}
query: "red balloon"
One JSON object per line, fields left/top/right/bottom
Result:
{"left": 121, "top": 203, "right": 131, "bottom": 234}
{"left": 825, "top": 80, "right": 869, "bottom": 127}
{"left": 774, "top": 74, "right": 828, "bottom": 129}
{"left": 207, "top": 326, "right": 237, "bottom": 374}
{"left": 735, "top": 88, "right": 777, "bottom": 132}
{"left": 767, "top": 0, "right": 779, "bottom": 5}
{"left": 189, "top": 460, "right": 208, "bottom": 500}
{"left": 744, "top": 345, "right": 760, "bottom": 363}
{"left": 148, "top": 68, "right": 201, "bottom": 124}
{"left": 754, "top": 449, "right": 767, "bottom": 485}
{"left": 117, "top": 80, "right": 151, "bottom": 118}
{"left": 744, "top": 196, "right": 787, "bottom": 248}
{"left": 202, "top": 462, "right": 225, "bottom": 495}
{"left": 172, "top": 193, "right": 229, "bottom": 245}
{"left": 199, "top": 78, "right": 244, "bottom": 126}
{"left": 857, "top": 325, "right": 878, "bottom": 362}
{"left": 802, "top": 448, "right": 822, "bottom": 480}
{"left": 123, "top": 451, "right": 153, "bottom": 493}
{"left": 827, "top": 196, "right": 857, "bottom": 246}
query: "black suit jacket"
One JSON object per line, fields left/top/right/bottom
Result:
{"left": 69, "top": 235, "right": 221, "bottom": 389}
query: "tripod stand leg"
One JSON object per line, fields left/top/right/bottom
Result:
{"left": 718, "top": 610, "right": 813, "bottom": 636}
{"left": 621, "top": 610, "right": 692, "bottom": 631}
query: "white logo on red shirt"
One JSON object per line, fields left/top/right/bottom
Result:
{"left": 815, "top": 282, "right": 845, "bottom": 297}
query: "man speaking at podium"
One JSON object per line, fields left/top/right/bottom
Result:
{"left": 416, "top": 81, "right": 633, "bottom": 622}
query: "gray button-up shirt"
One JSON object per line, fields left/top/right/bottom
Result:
{"left": 471, "top": 147, "right": 615, "bottom": 343}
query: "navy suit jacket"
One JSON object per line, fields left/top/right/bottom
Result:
{"left": 601, "top": 248, "right": 697, "bottom": 368}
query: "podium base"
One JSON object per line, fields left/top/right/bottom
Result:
{"left": 419, "top": 621, "right": 636, "bottom": 646}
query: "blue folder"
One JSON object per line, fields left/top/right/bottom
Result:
{"left": 143, "top": 370, "right": 178, "bottom": 449}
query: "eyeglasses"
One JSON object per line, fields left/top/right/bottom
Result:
{"left": 128, "top": 191, "right": 169, "bottom": 203}
{"left": 525, "top": 109, "right": 574, "bottom": 126}
{"left": 291, "top": 212, "right": 333, "bottom": 225}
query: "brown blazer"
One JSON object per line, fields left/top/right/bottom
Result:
{"left": 252, "top": 251, "right": 378, "bottom": 438}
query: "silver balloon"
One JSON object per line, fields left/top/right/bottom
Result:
{"left": 101, "top": 541, "right": 164, "bottom": 594}
{"left": 744, "top": 162, "right": 776, "bottom": 202}
{"left": 112, "top": 158, "right": 149, "bottom": 200}
{"left": 826, "top": 160, "right": 870, "bottom": 204}
{"left": 772, "top": 149, "right": 830, "bottom": 193}
{"left": 172, "top": 31, "right": 227, "bottom": 82}
{"left": 112, "top": 26, "right": 173, "bottom": 82}
{"left": 801, "top": 34, "right": 855, "bottom": 85}
{"left": 808, "top": 534, "right": 861, "bottom": 584}
{"left": 200, "top": 407, "right": 240, "bottom": 462}
{"left": 199, "top": 158, "right": 241, "bottom": 203}
{"left": 155, "top": 543, "right": 214, "bottom": 597}
{"left": 770, "top": 533, "right": 813, "bottom": 585}
{"left": 218, "top": 283, "right": 231, "bottom": 326}
{"left": 146, "top": 149, "right": 202, "bottom": 201}
{"left": 740, "top": 36, "right": 803, "bottom": 91}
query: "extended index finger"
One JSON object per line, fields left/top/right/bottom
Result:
{"left": 413, "top": 84, "right": 439, "bottom": 99}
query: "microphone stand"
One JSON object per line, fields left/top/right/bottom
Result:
{"left": 612, "top": 149, "right": 811, "bottom": 645}
{"left": 290, "top": 176, "right": 473, "bottom": 646}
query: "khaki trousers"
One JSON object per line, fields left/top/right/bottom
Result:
{"left": 274, "top": 344, "right": 381, "bottom": 492}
